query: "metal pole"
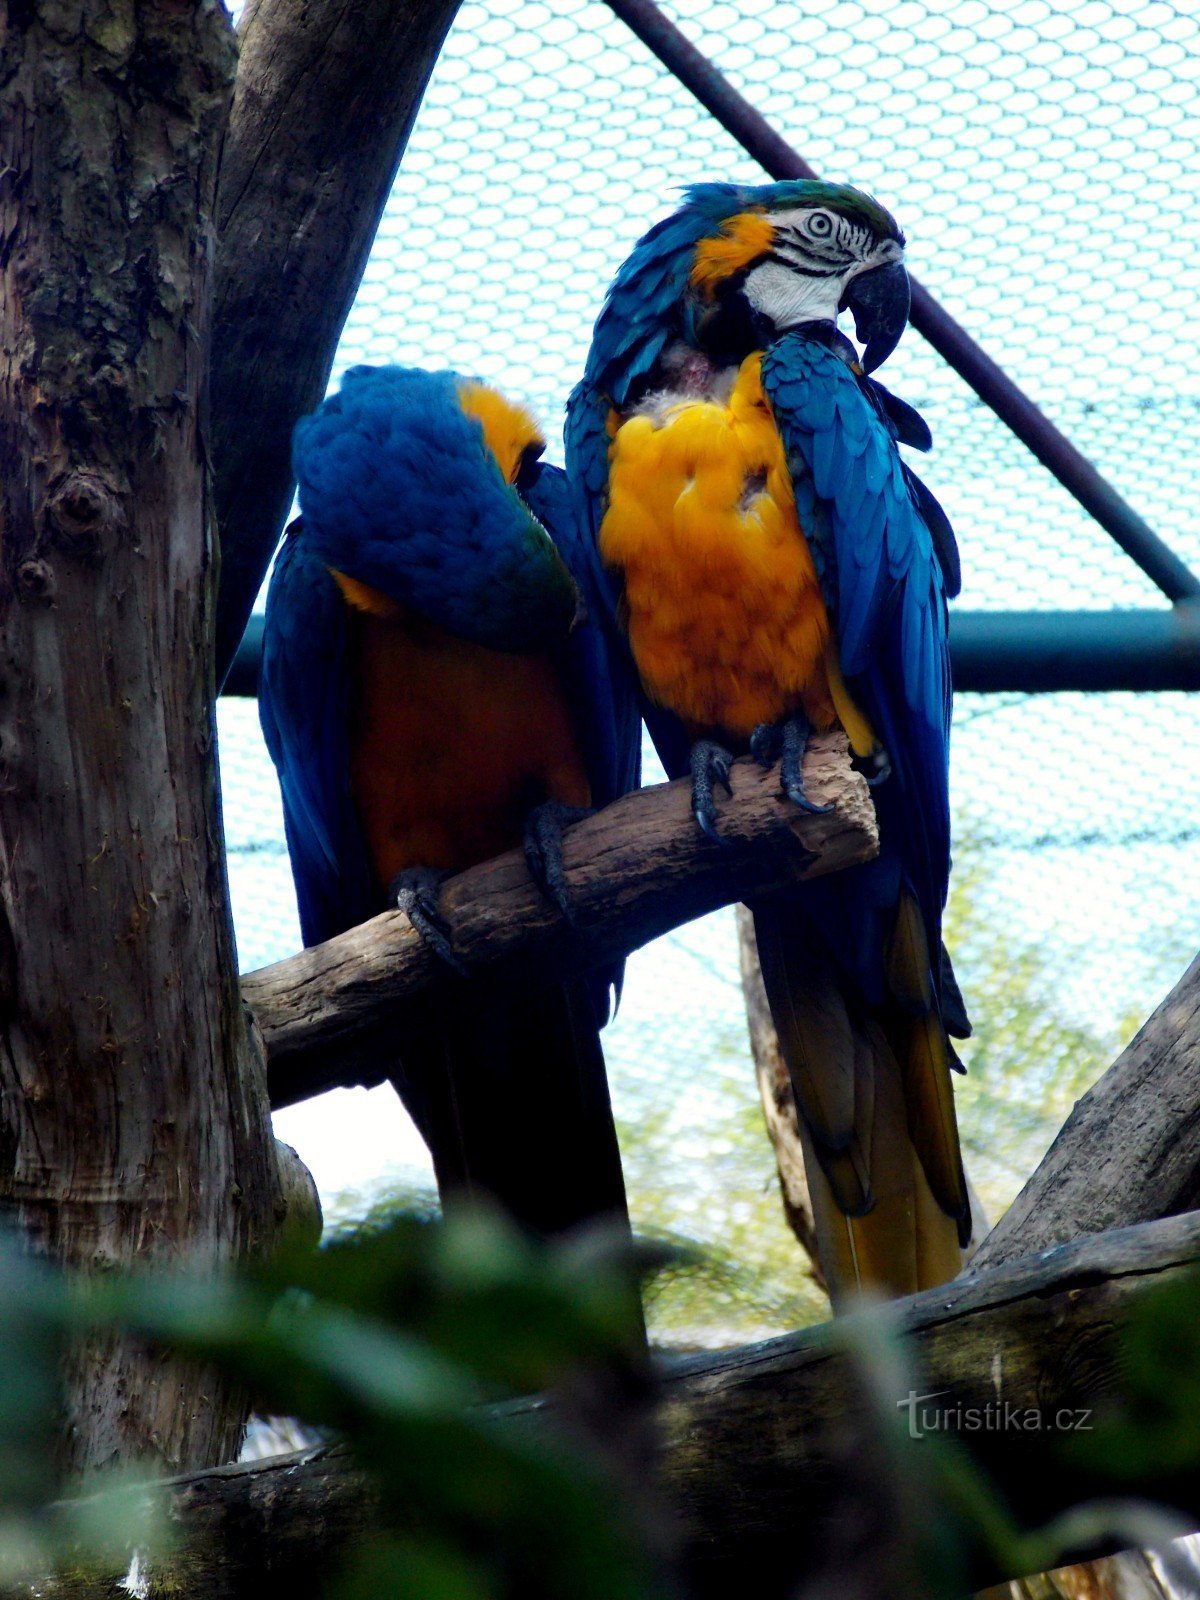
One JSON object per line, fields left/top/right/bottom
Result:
{"left": 602, "top": 0, "right": 1200, "bottom": 606}
{"left": 949, "top": 603, "right": 1200, "bottom": 693}
{"left": 224, "top": 607, "right": 1200, "bottom": 700}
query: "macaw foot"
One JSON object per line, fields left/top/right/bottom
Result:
{"left": 690, "top": 739, "right": 734, "bottom": 843}
{"left": 851, "top": 743, "right": 892, "bottom": 788}
{"left": 523, "top": 799, "right": 594, "bottom": 925}
{"left": 389, "top": 866, "right": 467, "bottom": 977}
{"left": 749, "top": 721, "right": 782, "bottom": 768}
{"left": 753, "top": 715, "right": 834, "bottom": 814}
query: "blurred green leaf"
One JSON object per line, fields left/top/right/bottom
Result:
{"left": 1065, "top": 1266, "right": 1200, "bottom": 1481}
{"left": 0, "top": 1235, "right": 69, "bottom": 1515}
{"left": 333, "top": 1534, "right": 493, "bottom": 1600}
{"left": 17, "top": 1211, "right": 667, "bottom": 1600}
{"left": 259, "top": 1206, "right": 657, "bottom": 1396}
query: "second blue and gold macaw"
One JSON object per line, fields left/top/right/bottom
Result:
{"left": 260, "top": 365, "right": 640, "bottom": 1238}
{"left": 568, "top": 181, "right": 971, "bottom": 1300}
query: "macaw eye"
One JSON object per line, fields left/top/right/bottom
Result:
{"left": 807, "top": 212, "right": 834, "bottom": 237}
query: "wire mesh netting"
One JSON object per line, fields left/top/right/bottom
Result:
{"left": 220, "top": 0, "right": 1200, "bottom": 1346}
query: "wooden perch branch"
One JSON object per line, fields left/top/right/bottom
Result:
{"left": 34, "top": 1211, "right": 1200, "bottom": 1600}
{"left": 244, "top": 733, "right": 878, "bottom": 1109}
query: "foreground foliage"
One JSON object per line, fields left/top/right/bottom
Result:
{"left": 2, "top": 1210, "right": 1200, "bottom": 1598}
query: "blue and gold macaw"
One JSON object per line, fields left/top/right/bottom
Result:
{"left": 567, "top": 181, "right": 971, "bottom": 1300}
{"left": 260, "top": 364, "right": 641, "bottom": 1238}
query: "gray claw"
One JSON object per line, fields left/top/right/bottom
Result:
{"left": 690, "top": 739, "right": 734, "bottom": 843}
{"left": 523, "top": 800, "right": 593, "bottom": 925}
{"left": 390, "top": 867, "right": 468, "bottom": 977}
{"left": 852, "top": 745, "right": 893, "bottom": 788}
{"left": 780, "top": 717, "right": 834, "bottom": 815}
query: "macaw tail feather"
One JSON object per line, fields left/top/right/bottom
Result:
{"left": 752, "top": 893, "right": 969, "bottom": 1306}
{"left": 391, "top": 978, "right": 632, "bottom": 1242}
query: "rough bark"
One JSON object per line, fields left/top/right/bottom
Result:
{"left": 982, "top": 1551, "right": 1184, "bottom": 1600}
{"left": 0, "top": 0, "right": 280, "bottom": 1475}
{"left": 972, "top": 951, "right": 1200, "bottom": 1272}
{"left": 240, "top": 734, "right": 880, "bottom": 1108}
{"left": 27, "top": 1211, "right": 1200, "bottom": 1599}
{"left": 210, "top": 0, "right": 462, "bottom": 684}
{"left": 735, "top": 904, "right": 826, "bottom": 1287}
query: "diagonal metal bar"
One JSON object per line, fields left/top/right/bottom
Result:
{"left": 603, "top": 0, "right": 1200, "bottom": 605}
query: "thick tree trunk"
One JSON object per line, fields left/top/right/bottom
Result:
{"left": 210, "top": 0, "right": 463, "bottom": 684}
{"left": 0, "top": 0, "right": 280, "bottom": 1475}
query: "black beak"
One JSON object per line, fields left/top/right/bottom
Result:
{"left": 841, "top": 259, "right": 910, "bottom": 373}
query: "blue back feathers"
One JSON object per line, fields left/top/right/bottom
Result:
{"left": 293, "top": 366, "right": 578, "bottom": 655}
{"left": 261, "top": 365, "right": 641, "bottom": 949}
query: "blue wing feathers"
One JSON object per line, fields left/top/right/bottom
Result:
{"left": 259, "top": 527, "right": 379, "bottom": 946}
{"left": 522, "top": 459, "right": 641, "bottom": 810}
{"left": 761, "top": 336, "right": 954, "bottom": 1001}
{"left": 264, "top": 367, "right": 641, "bottom": 993}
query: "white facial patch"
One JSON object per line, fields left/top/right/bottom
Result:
{"left": 742, "top": 206, "right": 903, "bottom": 333}
{"left": 743, "top": 259, "right": 844, "bottom": 331}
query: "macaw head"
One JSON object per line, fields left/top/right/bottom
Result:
{"left": 586, "top": 180, "right": 909, "bottom": 406}
{"left": 293, "top": 366, "right": 581, "bottom": 654}
{"left": 690, "top": 181, "right": 908, "bottom": 371}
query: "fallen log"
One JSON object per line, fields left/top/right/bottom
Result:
{"left": 243, "top": 733, "right": 878, "bottom": 1109}
{"left": 30, "top": 1211, "right": 1200, "bottom": 1599}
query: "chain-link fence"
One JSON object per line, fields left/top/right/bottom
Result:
{"left": 220, "top": 0, "right": 1200, "bottom": 1347}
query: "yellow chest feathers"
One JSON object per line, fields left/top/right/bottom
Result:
{"left": 598, "top": 352, "right": 834, "bottom": 742}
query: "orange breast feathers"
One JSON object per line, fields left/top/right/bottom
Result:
{"left": 598, "top": 351, "right": 838, "bottom": 743}
{"left": 331, "top": 573, "right": 591, "bottom": 886}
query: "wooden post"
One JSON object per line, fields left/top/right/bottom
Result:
{"left": 0, "top": 0, "right": 279, "bottom": 1475}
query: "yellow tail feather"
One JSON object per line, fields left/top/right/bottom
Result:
{"left": 900, "top": 1009, "right": 971, "bottom": 1237}
{"left": 795, "top": 1037, "right": 964, "bottom": 1304}
{"left": 886, "top": 888, "right": 933, "bottom": 1013}
{"left": 751, "top": 898, "right": 970, "bottom": 1305}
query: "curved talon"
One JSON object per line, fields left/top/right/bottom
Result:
{"left": 694, "top": 805, "right": 725, "bottom": 844}
{"left": 852, "top": 745, "right": 893, "bottom": 788}
{"left": 780, "top": 717, "right": 834, "bottom": 816}
{"left": 782, "top": 779, "right": 835, "bottom": 815}
{"left": 690, "top": 739, "right": 734, "bottom": 844}
{"left": 389, "top": 866, "right": 468, "bottom": 977}
{"left": 523, "top": 800, "right": 594, "bottom": 925}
